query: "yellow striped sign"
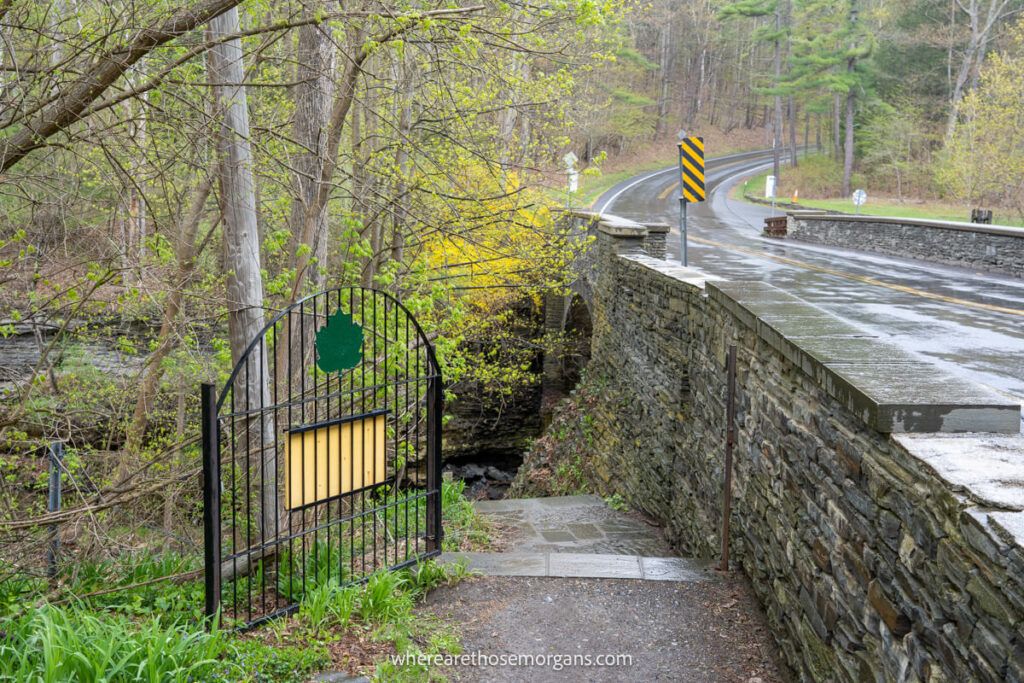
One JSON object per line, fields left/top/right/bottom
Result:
{"left": 678, "top": 136, "right": 705, "bottom": 203}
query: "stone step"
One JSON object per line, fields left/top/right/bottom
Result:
{"left": 470, "top": 495, "right": 675, "bottom": 557}
{"left": 471, "top": 494, "right": 606, "bottom": 513}
{"left": 440, "top": 551, "right": 718, "bottom": 582}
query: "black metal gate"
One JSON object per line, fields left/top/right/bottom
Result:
{"left": 201, "top": 287, "right": 442, "bottom": 627}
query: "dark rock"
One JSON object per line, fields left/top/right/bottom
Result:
{"left": 485, "top": 466, "right": 514, "bottom": 483}
{"left": 460, "top": 464, "right": 485, "bottom": 480}
{"left": 868, "top": 579, "right": 912, "bottom": 638}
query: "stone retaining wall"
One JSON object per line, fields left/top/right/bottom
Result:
{"left": 532, "top": 220, "right": 1024, "bottom": 681}
{"left": 787, "top": 212, "right": 1024, "bottom": 278}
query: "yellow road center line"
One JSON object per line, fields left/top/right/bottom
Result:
{"left": 657, "top": 182, "right": 680, "bottom": 200}
{"left": 689, "top": 235, "right": 1024, "bottom": 318}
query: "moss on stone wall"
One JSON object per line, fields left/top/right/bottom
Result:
{"left": 510, "top": 372, "right": 613, "bottom": 498}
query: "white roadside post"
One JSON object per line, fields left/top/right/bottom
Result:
{"left": 852, "top": 189, "right": 867, "bottom": 215}
{"left": 766, "top": 175, "right": 777, "bottom": 216}
{"left": 563, "top": 151, "right": 579, "bottom": 211}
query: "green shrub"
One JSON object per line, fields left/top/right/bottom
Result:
{"left": 440, "top": 478, "right": 492, "bottom": 551}
{"left": 358, "top": 571, "right": 414, "bottom": 623}
{"left": 299, "top": 577, "right": 359, "bottom": 632}
{"left": 68, "top": 552, "right": 205, "bottom": 624}
{"left": 221, "top": 638, "right": 330, "bottom": 683}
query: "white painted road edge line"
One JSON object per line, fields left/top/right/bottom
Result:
{"left": 595, "top": 150, "right": 775, "bottom": 213}
{"left": 595, "top": 166, "right": 677, "bottom": 213}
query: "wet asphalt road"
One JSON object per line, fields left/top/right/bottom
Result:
{"left": 595, "top": 152, "right": 1024, "bottom": 424}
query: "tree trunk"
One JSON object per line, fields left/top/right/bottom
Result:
{"left": 391, "top": 56, "right": 413, "bottom": 265}
{"left": 655, "top": 23, "right": 672, "bottom": 137}
{"left": 842, "top": 86, "right": 855, "bottom": 197}
{"left": 519, "top": 61, "right": 532, "bottom": 160}
{"left": 944, "top": 0, "right": 1005, "bottom": 140}
{"left": 127, "top": 176, "right": 213, "bottom": 452}
{"left": 163, "top": 376, "right": 186, "bottom": 551}
{"left": 289, "top": 14, "right": 334, "bottom": 293}
{"left": 208, "top": 7, "right": 279, "bottom": 543}
{"left": 803, "top": 108, "right": 810, "bottom": 156}
{"left": 842, "top": 0, "right": 859, "bottom": 197}
{"left": 788, "top": 96, "right": 798, "bottom": 167}
{"left": 772, "top": 70, "right": 781, "bottom": 178}
{"left": 832, "top": 93, "right": 842, "bottom": 159}
{"left": 771, "top": 3, "right": 782, "bottom": 179}
{"left": 946, "top": 30, "right": 982, "bottom": 139}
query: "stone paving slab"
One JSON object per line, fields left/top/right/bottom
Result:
{"left": 441, "top": 551, "right": 717, "bottom": 582}
{"left": 472, "top": 494, "right": 605, "bottom": 513}
{"left": 472, "top": 496, "right": 673, "bottom": 557}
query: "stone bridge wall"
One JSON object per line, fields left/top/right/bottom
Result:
{"left": 787, "top": 212, "right": 1024, "bottom": 279}
{"left": 539, "top": 220, "right": 1024, "bottom": 681}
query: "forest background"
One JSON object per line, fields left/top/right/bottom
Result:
{"left": 0, "top": 0, "right": 1022, "bottom": 676}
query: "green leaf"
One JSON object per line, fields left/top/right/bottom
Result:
{"left": 315, "top": 310, "right": 363, "bottom": 373}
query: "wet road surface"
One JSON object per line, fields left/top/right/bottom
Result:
{"left": 596, "top": 153, "right": 1024, "bottom": 425}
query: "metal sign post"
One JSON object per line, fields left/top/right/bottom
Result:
{"left": 677, "top": 134, "right": 705, "bottom": 267}
{"left": 46, "top": 441, "right": 64, "bottom": 580}
{"left": 721, "top": 345, "right": 737, "bottom": 571}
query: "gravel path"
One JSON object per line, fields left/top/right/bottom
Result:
{"left": 419, "top": 575, "right": 788, "bottom": 682}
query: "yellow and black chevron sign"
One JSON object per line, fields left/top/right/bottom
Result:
{"left": 678, "top": 136, "right": 705, "bottom": 202}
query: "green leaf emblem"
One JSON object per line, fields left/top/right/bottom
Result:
{"left": 315, "top": 310, "right": 363, "bottom": 373}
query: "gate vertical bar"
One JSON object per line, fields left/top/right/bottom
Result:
{"left": 425, "top": 368, "right": 443, "bottom": 552}
{"left": 720, "top": 345, "right": 737, "bottom": 571}
{"left": 201, "top": 382, "right": 222, "bottom": 623}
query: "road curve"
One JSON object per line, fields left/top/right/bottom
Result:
{"left": 595, "top": 153, "right": 1024, "bottom": 418}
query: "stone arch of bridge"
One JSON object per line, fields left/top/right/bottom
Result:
{"left": 541, "top": 291, "right": 593, "bottom": 422}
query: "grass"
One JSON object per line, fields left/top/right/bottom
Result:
{"left": 735, "top": 161, "right": 1024, "bottom": 228}
{"left": 439, "top": 477, "right": 494, "bottom": 552}
{"left": 0, "top": 605, "right": 232, "bottom": 682}
{"left": 220, "top": 478, "right": 493, "bottom": 615}
{"left": 0, "top": 478, "right": 488, "bottom": 681}
{"left": 792, "top": 197, "right": 1024, "bottom": 227}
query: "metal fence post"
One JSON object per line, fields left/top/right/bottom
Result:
{"left": 46, "top": 441, "right": 64, "bottom": 579}
{"left": 720, "top": 345, "right": 737, "bottom": 571}
{"left": 201, "top": 382, "right": 222, "bottom": 624}
{"left": 425, "top": 374, "right": 443, "bottom": 553}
